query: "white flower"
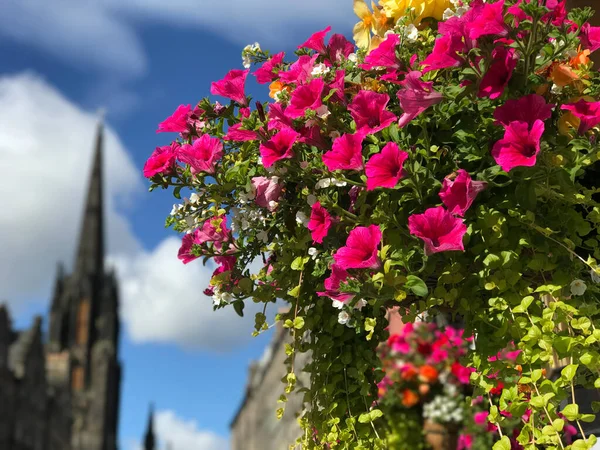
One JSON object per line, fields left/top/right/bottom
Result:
{"left": 354, "top": 299, "right": 367, "bottom": 311}
{"left": 332, "top": 300, "right": 345, "bottom": 310}
{"left": 591, "top": 268, "right": 600, "bottom": 284}
{"left": 307, "top": 194, "right": 317, "bottom": 206}
{"left": 315, "top": 178, "right": 333, "bottom": 189}
{"left": 333, "top": 179, "right": 347, "bottom": 187}
{"left": 315, "top": 105, "right": 330, "bottom": 119}
{"left": 170, "top": 204, "right": 182, "bottom": 216}
{"left": 242, "top": 56, "right": 252, "bottom": 69}
{"left": 550, "top": 83, "right": 563, "bottom": 95}
{"left": 338, "top": 310, "right": 351, "bottom": 325}
{"left": 404, "top": 24, "right": 418, "bottom": 42}
{"left": 296, "top": 211, "right": 309, "bottom": 226}
{"left": 450, "top": 0, "right": 461, "bottom": 6}
{"left": 443, "top": 8, "right": 455, "bottom": 19}
{"left": 241, "top": 219, "right": 250, "bottom": 230}
{"left": 212, "top": 288, "right": 233, "bottom": 306}
{"left": 185, "top": 216, "right": 195, "bottom": 228}
{"left": 384, "top": 29, "right": 396, "bottom": 37}
{"left": 311, "top": 63, "right": 331, "bottom": 77}
{"left": 347, "top": 53, "right": 358, "bottom": 63}
{"left": 256, "top": 230, "right": 269, "bottom": 243}
{"left": 308, "top": 247, "right": 319, "bottom": 260}
{"left": 268, "top": 200, "right": 278, "bottom": 210}
{"left": 570, "top": 279, "right": 587, "bottom": 296}
{"left": 190, "top": 193, "right": 200, "bottom": 204}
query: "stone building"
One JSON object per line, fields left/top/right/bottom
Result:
{"left": 0, "top": 122, "right": 122, "bottom": 450}
{"left": 230, "top": 323, "right": 311, "bottom": 450}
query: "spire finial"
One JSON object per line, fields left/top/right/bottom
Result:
{"left": 144, "top": 403, "right": 156, "bottom": 450}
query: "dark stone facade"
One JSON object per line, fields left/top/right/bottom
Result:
{"left": 0, "top": 123, "right": 122, "bottom": 450}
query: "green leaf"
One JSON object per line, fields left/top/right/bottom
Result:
{"left": 561, "top": 404, "right": 579, "bottom": 421}
{"left": 293, "top": 317, "right": 305, "bottom": 330}
{"left": 233, "top": 301, "right": 245, "bottom": 317}
{"left": 287, "top": 285, "right": 301, "bottom": 298}
{"left": 552, "top": 418, "right": 565, "bottom": 432}
{"left": 561, "top": 364, "right": 578, "bottom": 382}
{"left": 492, "top": 436, "right": 511, "bottom": 450}
{"left": 405, "top": 275, "right": 428, "bottom": 297}
{"left": 291, "top": 256, "right": 308, "bottom": 271}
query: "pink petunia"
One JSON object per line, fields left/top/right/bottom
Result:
{"left": 439, "top": 169, "right": 487, "bottom": 216}
{"left": 223, "top": 123, "right": 259, "bottom": 142}
{"left": 316, "top": 264, "right": 355, "bottom": 302}
{"left": 178, "top": 233, "right": 199, "bottom": 264}
{"left": 491, "top": 120, "right": 544, "bottom": 171}
{"left": 322, "top": 132, "right": 365, "bottom": 171}
{"left": 210, "top": 69, "right": 249, "bottom": 106}
{"left": 457, "top": 434, "right": 473, "bottom": 450}
{"left": 561, "top": 99, "right": 600, "bottom": 134}
{"left": 473, "top": 411, "right": 489, "bottom": 426}
{"left": 178, "top": 134, "right": 224, "bottom": 174}
{"left": 267, "top": 103, "right": 293, "bottom": 131}
{"left": 397, "top": 71, "right": 443, "bottom": 127}
{"left": 478, "top": 46, "right": 517, "bottom": 100}
{"left": 279, "top": 55, "right": 317, "bottom": 85}
{"left": 251, "top": 176, "right": 283, "bottom": 212}
{"left": 467, "top": 0, "right": 508, "bottom": 40}
{"left": 298, "top": 26, "right": 331, "bottom": 54}
{"left": 494, "top": 94, "right": 554, "bottom": 129}
{"left": 333, "top": 224, "right": 382, "bottom": 270}
{"left": 365, "top": 142, "right": 409, "bottom": 190}
{"left": 422, "top": 33, "right": 466, "bottom": 73}
{"left": 328, "top": 69, "right": 347, "bottom": 104}
{"left": 259, "top": 127, "right": 300, "bottom": 167}
{"left": 349, "top": 90, "right": 397, "bottom": 135}
{"left": 253, "top": 52, "right": 286, "bottom": 84}
{"left": 408, "top": 206, "right": 467, "bottom": 255}
{"left": 327, "top": 34, "right": 355, "bottom": 63}
{"left": 307, "top": 201, "right": 332, "bottom": 243}
{"left": 360, "top": 34, "right": 401, "bottom": 70}
{"left": 285, "top": 78, "right": 325, "bottom": 119}
{"left": 143, "top": 142, "right": 179, "bottom": 178}
{"left": 157, "top": 104, "right": 191, "bottom": 133}
{"left": 580, "top": 22, "right": 600, "bottom": 53}
{"left": 451, "top": 362, "right": 475, "bottom": 384}
{"left": 212, "top": 255, "right": 236, "bottom": 278}
{"left": 195, "top": 216, "right": 230, "bottom": 249}
{"left": 300, "top": 126, "right": 328, "bottom": 150}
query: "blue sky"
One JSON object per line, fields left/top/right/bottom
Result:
{"left": 0, "top": 1, "right": 355, "bottom": 448}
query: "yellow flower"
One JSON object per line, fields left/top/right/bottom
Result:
{"left": 558, "top": 112, "right": 579, "bottom": 136}
{"left": 381, "top": 0, "right": 450, "bottom": 23}
{"left": 354, "top": 0, "right": 390, "bottom": 49}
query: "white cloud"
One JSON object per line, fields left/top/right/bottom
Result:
{"left": 127, "top": 410, "right": 228, "bottom": 450}
{"left": 112, "top": 237, "right": 263, "bottom": 351}
{"left": 0, "top": 72, "right": 263, "bottom": 351}
{"left": 0, "top": 0, "right": 355, "bottom": 79}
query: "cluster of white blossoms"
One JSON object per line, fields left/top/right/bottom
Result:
{"left": 423, "top": 390, "right": 464, "bottom": 424}
{"left": 336, "top": 299, "right": 368, "bottom": 327}
{"left": 315, "top": 177, "right": 347, "bottom": 189}
{"left": 170, "top": 192, "right": 212, "bottom": 233}
{"left": 212, "top": 286, "right": 233, "bottom": 306}
{"left": 311, "top": 63, "right": 331, "bottom": 77}
{"left": 242, "top": 42, "right": 261, "bottom": 69}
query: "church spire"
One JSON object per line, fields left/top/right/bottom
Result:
{"left": 75, "top": 120, "right": 105, "bottom": 277}
{"left": 144, "top": 404, "right": 156, "bottom": 450}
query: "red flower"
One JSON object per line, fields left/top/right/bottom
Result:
{"left": 580, "top": 22, "right": 600, "bottom": 52}
{"left": 178, "top": 233, "right": 198, "bottom": 264}
{"left": 223, "top": 123, "right": 258, "bottom": 142}
{"left": 307, "top": 201, "right": 332, "bottom": 244}
{"left": 365, "top": 142, "right": 409, "bottom": 191}
{"left": 253, "top": 52, "right": 285, "bottom": 84}
{"left": 439, "top": 169, "right": 487, "bottom": 216}
{"left": 279, "top": 55, "right": 317, "bottom": 85}
{"left": 360, "top": 34, "right": 402, "bottom": 71}
{"left": 349, "top": 90, "right": 397, "bottom": 135}
{"left": 298, "top": 26, "right": 331, "bottom": 55}
{"left": 422, "top": 33, "right": 465, "bottom": 73}
{"left": 467, "top": 0, "right": 508, "bottom": 40}
{"left": 491, "top": 120, "right": 544, "bottom": 172}
{"left": 210, "top": 69, "right": 249, "bottom": 106}
{"left": 397, "top": 71, "right": 443, "bottom": 127}
{"left": 333, "top": 225, "right": 382, "bottom": 270}
{"left": 316, "top": 264, "right": 354, "bottom": 303}
{"left": 178, "top": 134, "right": 224, "bottom": 174}
{"left": 408, "top": 206, "right": 467, "bottom": 255}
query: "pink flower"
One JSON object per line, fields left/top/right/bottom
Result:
{"left": 327, "top": 34, "right": 354, "bottom": 62}
{"left": 279, "top": 55, "right": 317, "bottom": 85}
{"left": 317, "top": 264, "right": 354, "bottom": 302}
{"left": 478, "top": 46, "right": 517, "bottom": 100}
{"left": 267, "top": 103, "right": 293, "bottom": 131}
{"left": 452, "top": 362, "right": 475, "bottom": 384}
{"left": 251, "top": 176, "right": 283, "bottom": 211}
{"left": 494, "top": 94, "right": 554, "bottom": 129}
{"left": 308, "top": 201, "right": 332, "bottom": 243}
{"left": 397, "top": 71, "right": 443, "bottom": 127}
{"left": 467, "top": 0, "right": 507, "bottom": 40}
{"left": 349, "top": 90, "right": 397, "bottom": 135}
{"left": 178, "top": 233, "right": 199, "bottom": 264}
{"left": 178, "top": 134, "right": 224, "bottom": 174}
{"left": 491, "top": 120, "right": 544, "bottom": 172}
{"left": 561, "top": 99, "right": 600, "bottom": 134}
{"left": 210, "top": 69, "right": 249, "bottom": 106}
{"left": 223, "top": 123, "right": 258, "bottom": 142}
{"left": 300, "top": 126, "right": 327, "bottom": 150}
{"left": 322, "top": 132, "right": 364, "bottom": 171}
{"left": 143, "top": 142, "right": 179, "bottom": 178}
{"left": 253, "top": 52, "right": 285, "bottom": 84}
{"left": 439, "top": 169, "right": 487, "bottom": 216}
{"left": 333, "top": 225, "right": 382, "bottom": 269}
{"left": 328, "top": 69, "right": 347, "bottom": 104}
{"left": 457, "top": 434, "right": 473, "bottom": 450}
{"left": 408, "top": 206, "right": 467, "bottom": 255}
{"left": 473, "top": 411, "right": 489, "bottom": 426}
{"left": 285, "top": 78, "right": 324, "bottom": 118}
{"left": 580, "top": 22, "right": 600, "bottom": 52}
{"left": 157, "top": 104, "right": 191, "bottom": 133}
{"left": 212, "top": 255, "right": 236, "bottom": 277}
{"left": 259, "top": 127, "right": 300, "bottom": 167}
{"left": 298, "top": 26, "right": 331, "bottom": 55}
{"left": 195, "top": 216, "right": 230, "bottom": 249}
{"left": 422, "top": 33, "right": 466, "bottom": 73}
{"left": 365, "top": 142, "right": 409, "bottom": 190}
{"left": 360, "top": 34, "right": 401, "bottom": 70}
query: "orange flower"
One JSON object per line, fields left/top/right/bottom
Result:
{"left": 570, "top": 48, "right": 591, "bottom": 69}
{"left": 418, "top": 383, "right": 430, "bottom": 395}
{"left": 269, "top": 81, "right": 288, "bottom": 99}
{"left": 419, "top": 365, "right": 439, "bottom": 383}
{"left": 558, "top": 111, "right": 580, "bottom": 136}
{"left": 402, "top": 389, "right": 420, "bottom": 407}
{"left": 550, "top": 63, "right": 579, "bottom": 88}
{"left": 400, "top": 364, "right": 418, "bottom": 381}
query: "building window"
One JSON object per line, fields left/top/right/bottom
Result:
{"left": 72, "top": 365, "right": 84, "bottom": 391}
{"left": 75, "top": 299, "right": 90, "bottom": 345}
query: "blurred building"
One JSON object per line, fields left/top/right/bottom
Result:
{"left": 230, "top": 323, "right": 310, "bottom": 450}
{"left": 0, "top": 123, "right": 122, "bottom": 450}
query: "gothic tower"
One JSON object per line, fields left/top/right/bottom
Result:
{"left": 143, "top": 404, "right": 156, "bottom": 450}
{"left": 46, "top": 122, "right": 122, "bottom": 450}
